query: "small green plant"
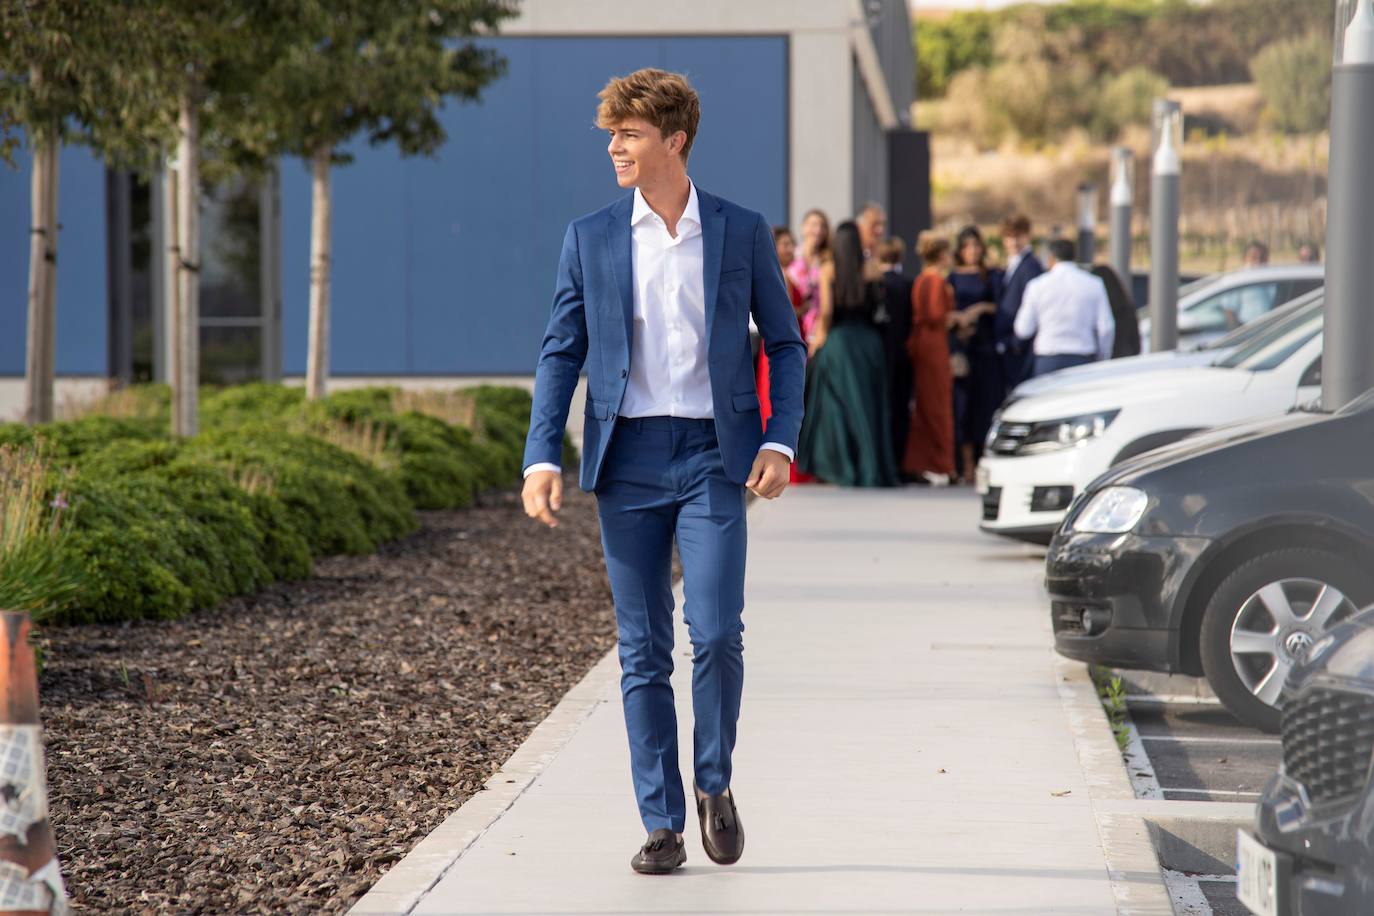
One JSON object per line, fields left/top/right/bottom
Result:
{"left": 0, "top": 443, "right": 82, "bottom": 620}
{"left": 1092, "top": 665, "right": 1132, "bottom": 753}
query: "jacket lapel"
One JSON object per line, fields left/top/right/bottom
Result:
{"left": 699, "top": 189, "right": 726, "bottom": 341}
{"left": 607, "top": 195, "right": 634, "bottom": 349}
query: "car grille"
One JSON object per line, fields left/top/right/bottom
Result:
{"left": 989, "top": 422, "right": 1032, "bottom": 456}
{"left": 1281, "top": 686, "right": 1374, "bottom": 807}
{"left": 982, "top": 487, "right": 1002, "bottom": 522}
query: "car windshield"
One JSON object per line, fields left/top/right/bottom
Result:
{"left": 1137, "top": 273, "right": 1222, "bottom": 313}
{"left": 1197, "top": 289, "right": 1324, "bottom": 352}
{"left": 1213, "top": 300, "right": 1324, "bottom": 368}
{"left": 1218, "top": 313, "right": 1322, "bottom": 371}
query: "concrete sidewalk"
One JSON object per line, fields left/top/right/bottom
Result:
{"left": 354, "top": 487, "right": 1171, "bottom": 915}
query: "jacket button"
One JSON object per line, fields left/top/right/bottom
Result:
{"left": 620, "top": 369, "right": 628, "bottom": 378}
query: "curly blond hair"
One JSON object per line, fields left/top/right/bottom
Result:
{"left": 596, "top": 68, "right": 701, "bottom": 162}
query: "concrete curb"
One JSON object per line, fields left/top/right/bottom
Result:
{"left": 348, "top": 649, "right": 622, "bottom": 915}
{"left": 1054, "top": 655, "right": 1177, "bottom": 915}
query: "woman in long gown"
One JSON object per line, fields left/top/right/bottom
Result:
{"left": 796, "top": 221, "right": 898, "bottom": 488}
{"left": 757, "top": 226, "right": 815, "bottom": 484}
{"left": 948, "top": 225, "right": 1005, "bottom": 483}
{"left": 904, "top": 233, "right": 957, "bottom": 483}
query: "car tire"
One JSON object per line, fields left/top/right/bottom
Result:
{"left": 1198, "top": 547, "right": 1373, "bottom": 732}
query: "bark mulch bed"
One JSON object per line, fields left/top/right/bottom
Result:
{"left": 38, "top": 483, "right": 615, "bottom": 913}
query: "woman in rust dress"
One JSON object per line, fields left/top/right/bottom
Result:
{"left": 904, "top": 232, "right": 957, "bottom": 484}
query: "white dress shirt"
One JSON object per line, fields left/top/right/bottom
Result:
{"left": 1013, "top": 261, "right": 1115, "bottom": 360}
{"left": 524, "top": 181, "right": 792, "bottom": 477}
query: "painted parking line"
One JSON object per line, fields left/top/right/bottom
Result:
{"left": 1127, "top": 694, "right": 1224, "bottom": 706}
{"left": 1163, "top": 787, "right": 1263, "bottom": 798}
{"left": 1138, "top": 734, "right": 1281, "bottom": 746}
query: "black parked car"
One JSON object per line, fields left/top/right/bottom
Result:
{"left": 1237, "top": 608, "right": 1374, "bottom": 916}
{"left": 1046, "top": 389, "right": 1374, "bottom": 731}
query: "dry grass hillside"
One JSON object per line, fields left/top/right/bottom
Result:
{"left": 919, "top": 84, "right": 1327, "bottom": 271}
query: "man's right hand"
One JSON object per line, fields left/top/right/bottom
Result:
{"left": 522, "top": 470, "right": 563, "bottom": 528}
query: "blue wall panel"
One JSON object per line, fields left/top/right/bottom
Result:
{"left": 282, "top": 35, "right": 788, "bottom": 376}
{"left": 0, "top": 144, "right": 108, "bottom": 376}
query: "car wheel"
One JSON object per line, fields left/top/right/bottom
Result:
{"left": 1198, "top": 548, "right": 1372, "bottom": 732}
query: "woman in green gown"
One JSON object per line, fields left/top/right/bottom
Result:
{"left": 796, "top": 221, "right": 898, "bottom": 487}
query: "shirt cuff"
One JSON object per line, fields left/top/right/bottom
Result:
{"left": 523, "top": 462, "right": 561, "bottom": 478}
{"left": 759, "top": 442, "right": 795, "bottom": 462}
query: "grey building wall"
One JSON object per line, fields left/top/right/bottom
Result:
{"left": 866, "top": 0, "right": 915, "bottom": 122}
{"left": 852, "top": 61, "right": 889, "bottom": 222}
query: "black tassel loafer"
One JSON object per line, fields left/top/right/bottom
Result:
{"left": 694, "top": 782, "right": 745, "bottom": 865}
{"left": 630, "top": 828, "right": 686, "bottom": 875}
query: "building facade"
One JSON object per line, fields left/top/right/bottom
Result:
{"left": 0, "top": 0, "right": 922, "bottom": 412}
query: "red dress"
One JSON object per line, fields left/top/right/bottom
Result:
{"left": 904, "top": 270, "right": 957, "bottom": 478}
{"left": 757, "top": 273, "right": 815, "bottom": 484}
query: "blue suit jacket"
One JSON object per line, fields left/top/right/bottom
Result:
{"left": 523, "top": 188, "right": 807, "bottom": 492}
{"left": 995, "top": 251, "right": 1045, "bottom": 385}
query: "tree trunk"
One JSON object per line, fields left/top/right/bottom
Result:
{"left": 23, "top": 129, "right": 49, "bottom": 425}
{"left": 23, "top": 119, "right": 58, "bottom": 426}
{"left": 173, "top": 94, "right": 200, "bottom": 438}
{"left": 306, "top": 145, "right": 332, "bottom": 401}
{"left": 163, "top": 156, "right": 181, "bottom": 418}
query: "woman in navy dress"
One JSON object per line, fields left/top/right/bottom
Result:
{"left": 948, "top": 226, "right": 1005, "bottom": 483}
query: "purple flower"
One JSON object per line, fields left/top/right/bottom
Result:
{"left": 49, "top": 494, "right": 69, "bottom": 511}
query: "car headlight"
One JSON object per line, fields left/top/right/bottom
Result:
{"left": 1072, "top": 487, "right": 1148, "bottom": 534}
{"left": 1015, "top": 410, "right": 1120, "bottom": 456}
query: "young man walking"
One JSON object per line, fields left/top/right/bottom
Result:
{"left": 520, "top": 69, "right": 806, "bottom": 874}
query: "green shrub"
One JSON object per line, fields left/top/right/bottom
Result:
{"left": 202, "top": 383, "right": 306, "bottom": 427}
{"left": 193, "top": 427, "right": 415, "bottom": 556}
{"left": 1092, "top": 67, "right": 1170, "bottom": 141}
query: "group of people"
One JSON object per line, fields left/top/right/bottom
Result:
{"left": 758, "top": 207, "right": 1140, "bottom": 488}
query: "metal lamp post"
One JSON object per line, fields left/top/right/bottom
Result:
{"left": 1324, "top": 0, "right": 1374, "bottom": 410}
{"left": 1109, "top": 147, "right": 1134, "bottom": 293}
{"left": 1149, "top": 100, "right": 1182, "bottom": 353}
{"left": 1076, "top": 183, "right": 1098, "bottom": 265}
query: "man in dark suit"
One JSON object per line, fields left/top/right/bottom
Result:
{"left": 878, "top": 238, "right": 914, "bottom": 473}
{"left": 995, "top": 214, "right": 1044, "bottom": 390}
{"left": 521, "top": 68, "right": 806, "bottom": 876}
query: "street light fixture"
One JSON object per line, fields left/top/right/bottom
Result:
{"left": 1076, "top": 183, "right": 1098, "bottom": 264}
{"left": 1325, "top": 0, "right": 1374, "bottom": 409}
{"left": 1109, "top": 147, "right": 1134, "bottom": 293}
{"left": 1149, "top": 99, "right": 1182, "bottom": 353}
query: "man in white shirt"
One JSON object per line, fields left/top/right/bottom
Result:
{"left": 520, "top": 69, "right": 805, "bottom": 875}
{"left": 1013, "top": 238, "right": 1115, "bottom": 378}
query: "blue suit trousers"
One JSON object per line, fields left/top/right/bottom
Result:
{"left": 595, "top": 416, "right": 747, "bottom": 834}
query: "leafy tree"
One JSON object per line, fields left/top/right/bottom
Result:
{"left": 915, "top": 11, "right": 994, "bottom": 98}
{"left": 1251, "top": 33, "right": 1332, "bottom": 136}
{"left": 237, "top": 0, "right": 517, "bottom": 400}
{"left": 0, "top": 2, "right": 176, "bottom": 424}
{"left": 1093, "top": 68, "right": 1170, "bottom": 141}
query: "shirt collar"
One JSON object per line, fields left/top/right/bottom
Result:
{"left": 632, "top": 180, "right": 700, "bottom": 230}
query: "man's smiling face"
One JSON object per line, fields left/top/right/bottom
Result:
{"left": 606, "top": 117, "right": 684, "bottom": 190}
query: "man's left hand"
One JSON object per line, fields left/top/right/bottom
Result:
{"left": 746, "top": 450, "right": 791, "bottom": 500}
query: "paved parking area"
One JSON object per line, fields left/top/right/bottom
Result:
{"left": 1114, "top": 674, "right": 1279, "bottom": 916}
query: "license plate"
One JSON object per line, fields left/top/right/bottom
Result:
{"left": 975, "top": 466, "right": 990, "bottom": 495}
{"left": 1236, "top": 830, "right": 1280, "bottom": 916}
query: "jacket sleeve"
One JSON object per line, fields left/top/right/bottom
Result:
{"left": 750, "top": 214, "right": 807, "bottom": 452}
{"left": 523, "top": 222, "right": 589, "bottom": 471}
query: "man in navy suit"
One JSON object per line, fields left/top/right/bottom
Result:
{"left": 520, "top": 69, "right": 806, "bottom": 875}
{"left": 995, "top": 214, "right": 1044, "bottom": 390}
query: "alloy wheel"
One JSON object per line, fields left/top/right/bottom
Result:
{"left": 1229, "top": 577, "right": 1357, "bottom": 707}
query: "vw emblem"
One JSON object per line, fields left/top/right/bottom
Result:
{"left": 1284, "top": 630, "right": 1315, "bottom": 661}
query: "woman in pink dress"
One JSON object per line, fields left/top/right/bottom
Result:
{"left": 758, "top": 225, "right": 816, "bottom": 484}
{"left": 787, "top": 209, "right": 831, "bottom": 345}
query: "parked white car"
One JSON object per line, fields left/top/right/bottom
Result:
{"left": 978, "top": 305, "right": 1325, "bottom": 542}
{"left": 1011, "top": 290, "right": 1322, "bottom": 403}
{"left": 1137, "top": 263, "right": 1323, "bottom": 352}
